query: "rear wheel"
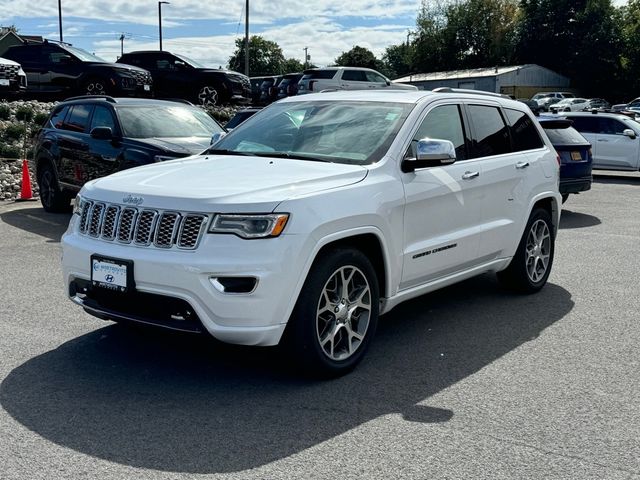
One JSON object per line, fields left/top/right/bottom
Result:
{"left": 497, "top": 208, "right": 554, "bottom": 293}
{"left": 38, "top": 163, "right": 71, "bottom": 213}
{"left": 284, "top": 248, "right": 379, "bottom": 377}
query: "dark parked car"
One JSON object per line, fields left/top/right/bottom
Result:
{"left": 538, "top": 115, "right": 592, "bottom": 203}
{"left": 517, "top": 98, "right": 541, "bottom": 115}
{"left": 258, "top": 76, "right": 283, "bottom": 105}
{"left": 33, "top": 96, "right": 224, "bottom": 212}
{"left": 277, "top": 73, "right": 303, "bottom": 99}
{"left": 3, "top": 40, "right": 152, "bottom": 97}
{"left": 117, "top": 51, "right": 251, "bottom": 106}
{"left": 249, "top": 76, "right": 269, "bottom": 104}
{"left": 0, "top": 56, "right": 27, "bottom": 95}
{"left": 224, "top": 107, "right": 261, "bottom": 130}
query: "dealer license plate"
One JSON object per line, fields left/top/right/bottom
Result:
{"left": 91, "top": 255, "right": 133, "bottom": 292}
{"left": 571, "top": 151, "right": 582, "bottom": 161}
{"left": 0, "top": 79, "right": 9, "bottom": 86}
{"left": 144, "top": 84, "right": 150, "bottom": 91}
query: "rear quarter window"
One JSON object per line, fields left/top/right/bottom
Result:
{"left": 505, "top": 108, "right": 544, "bottom": 151}
{"left": 303, "top": 70, "right": 337, "bottom": 80}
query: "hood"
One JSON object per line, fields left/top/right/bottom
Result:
{"left": 84, "top": 62, "right": 149, "bottom": 74}
{"left": 0, "top": 57, "right": 21, "bottom": 67}
{"left": 82, "top": 154, "right": 368, "bottom": 212}
{"left": 390, "top": 82, "right": 419, "bottom": 91}
{"left": 134, "top": 136, "right": 211, "bottom": 155}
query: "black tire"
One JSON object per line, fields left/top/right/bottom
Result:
{"left": 497, "top": 208, "right": 555, "bottom": 293}
{"left": 283, "top": 248, "right": 380, "bottom": 377}
{"left": 561, "top": 193, "right": 569, "bottom": 204}
{"left": 82, "top": 78, "right": 107, "bottom": 96}
{"left": 38, "top": 163, "right": 71, "bottom": 213}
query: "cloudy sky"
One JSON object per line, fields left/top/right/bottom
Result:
{"left": 0, "top": 0, "right": 422, "bottom": 70}
{"left": 1, "top": 0, "right": 629, "bottom": 72}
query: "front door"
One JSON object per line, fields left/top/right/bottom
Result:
{"left": 400, "top": 103, "right": 483, "bottom": 290}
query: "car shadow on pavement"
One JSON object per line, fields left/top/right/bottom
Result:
{"left": 0, "top": 206, "right": 70, "bottom": 243}
{"left": 559, "top": 209, "right": 601, "bottom": 229}
{"left": 0, "top": 274, "right": 573, "bottom": 474}
{"left": 593, "top": 174, "right": 640, "bottom": 186}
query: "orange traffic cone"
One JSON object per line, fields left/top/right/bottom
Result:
{"left": 16, "top": 159, "right": 36, "bottom": 202}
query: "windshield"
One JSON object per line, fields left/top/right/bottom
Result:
{"left": 174, "top": 53, "right": 206, "bottom": 68}
{"left": 64, "top": 45, "right": 108, "bottom": 63}
{"left": 117, "top": 105, "right": 222, "bottom": 138}
{"left": 209, "top": 100, "right": 413, "bottom": 165}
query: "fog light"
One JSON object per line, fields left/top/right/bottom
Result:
{"left": 210, "top": 276, "right": 258, "bottom": 294}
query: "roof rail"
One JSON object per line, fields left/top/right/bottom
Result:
{"left": 432, "top": 87, "right": 511, "bottom": 99}
{"left": 63, "top": 95, "right": 117, "bottom": 103}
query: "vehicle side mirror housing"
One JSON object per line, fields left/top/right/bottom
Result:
{"left": 402, "top": 138, "right": 457, "bottom": 173}
{"left": 90, "top": 126, "right": 113, "bottom": 140}
{"left": 210, "top": 131, "right": 227, "bottom": 145}
{"left": 623, "top": 128, "right": 636, "bottom": 139}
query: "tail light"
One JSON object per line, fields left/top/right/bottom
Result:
{"left": 309, "top": 80, "right": 316, "bottom": 91}
{"left": 556, "top": 153, "right": 561, "bottom": 166}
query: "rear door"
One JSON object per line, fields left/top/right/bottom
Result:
{"left": 57, "top": 104, "right": 93, "bottom": 189}
{"left": 340, "top": 69, "right": 369, "bottom": 90}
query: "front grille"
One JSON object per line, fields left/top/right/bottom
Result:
{"left": 79, "top": 200, "right": 207, "bottom": 250}
{"left": 131, "top": 70, "right": 153, "bottom": 86}
{"left": 0, "top": 64, "right": 19, "bottom": 80}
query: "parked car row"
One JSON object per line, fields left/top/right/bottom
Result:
{"left": 251, "top": 67, "right": 418, "bottom": 106}
{"left": 0, "top": 39, "right": 250, "bottom": 106}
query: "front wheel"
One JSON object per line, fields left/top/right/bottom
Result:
{"left": 497, "top": 208, "right": 555, "bottom": 293}
{"left": 197, "top": 86, "right": 219, "bottom": 106}
{"left": 283, "top": 248, "right": 379, "bottom": 377}
{"left": 82, "top": 78, "right": 107, "bottom": 96}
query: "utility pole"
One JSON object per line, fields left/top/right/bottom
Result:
{"left": 58, "top": 0, "right": 63, "bottom": 42}
{"left": 158, "top": 1, "right": 170, "bottom": 51}
{"left": 119, "top": 34, "right": 125, "bottom": 57}
{"left": 244, "top": 0, "right": 249, "bottom": 76}
{"left": 303, "top": 47, "right": 309, "bottom": 69}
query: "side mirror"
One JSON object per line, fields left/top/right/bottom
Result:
{"left": 90, "top": 126, "right": 113, "bottom": 140}
{"left": 402, "top": 138, "right": 457, "bottom": 173}
{"left": 623, "top": 128, "right": 636, "bottom": 139}
{"left": 210, "top": 131, "right": 227, "bottom": 145}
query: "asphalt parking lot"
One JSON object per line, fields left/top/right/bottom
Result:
{"left": 0, "top": 173, "right": 639, "bottom": 480}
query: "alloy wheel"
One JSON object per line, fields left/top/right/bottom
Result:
{"left": 525, "top": 219, "right": 551, "bottom": 283}
{"left": 198, "top": 86, "right": 218, "bottom": 106}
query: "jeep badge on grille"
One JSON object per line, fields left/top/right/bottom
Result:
{"left": 123, "top": 194, "right": 144, "bottom": 206}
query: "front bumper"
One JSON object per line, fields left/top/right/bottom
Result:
{"left": 61, "top": 217, "right": 305, "bottom": 346}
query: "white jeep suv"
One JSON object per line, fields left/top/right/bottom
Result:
{"left": 62, "top": 89, "right": 561, "bottom": 376}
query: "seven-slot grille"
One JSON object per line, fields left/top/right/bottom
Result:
{"left": 0, "top": 63, "right": 19, "bottom": 80}
{"left": 79, "top": 201, "right": 207, "bottom": 250}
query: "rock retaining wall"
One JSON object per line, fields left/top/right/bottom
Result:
{"left": 0, "top": 158, "right": 38, "bottom": 201}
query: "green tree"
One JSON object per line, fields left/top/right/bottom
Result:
{"left": 334, "top": 46, "right": 384, "bottom": 71}
{"left": 382, "top": 43, "right": 413, "bottom": 79}
{"left": 281, "top": 57, "right": 305, "bottom": 73}
{"left": 227, "top": 36, "right": 286, "bottom": 76}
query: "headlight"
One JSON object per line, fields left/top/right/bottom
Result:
{"left": 73, "top": 194, "right": 84, "bottom": 216}
{"left": 208, "top": 213, "right": 289, "bottom": 239}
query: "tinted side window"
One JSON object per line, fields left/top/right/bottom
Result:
{"left": 365, "top": 71, "right": 386, "bottom": 83}
{"left": 304, "top": 70, "right": 337, "bottom": 80}
{"left": 406, "top": 104, "right": 468, "bottom": 160}
{"left": 467, "top": 105, "right": 511, "bottom": 157}
{"left": 62, "top": 105, "right": 92, "bottom": 133}
{"left": 570, "top": 116, "right": 598, "bottom": 133}
{"left": 90, "top": 106, "right": 116, "bottom": 132}
{"left": 599, "top": 118, "right": 627, "bottom": 135}
{"left": 49, "top": 106, "right": 70, "bottom": 129}
{"left": 505, "top": 108, "right": 544, "bottom": 151}
{"left": 5, "top": 46, "right": 40, "bottom": 64}
{"left": 342, "top": 70, "right": 367, "bottom": 82}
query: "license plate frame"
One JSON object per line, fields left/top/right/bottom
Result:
{"left": 570, "top": 151, "right": 582, "bottom": 161}
{"left": 91, "top": 255, "right": 134, "bottom": 293}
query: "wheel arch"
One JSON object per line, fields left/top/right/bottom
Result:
{"left": 531, "top": 194, "right": 560, "bottom": 237}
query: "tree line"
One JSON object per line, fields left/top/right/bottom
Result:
{"left": 230, "top": 0, "right": 640, "bottom": 102}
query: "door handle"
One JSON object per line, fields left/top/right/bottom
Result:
{"left": 516, "top": 161, "right": 530, "bottom": 169}
{"left": 597, "top": 139, "right": 609, "bottom": 142}
{"left": 462, "top": 171, "right": 480, "bottom": 180}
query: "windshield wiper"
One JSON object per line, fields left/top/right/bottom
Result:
{"left": 205, "top": 148, "right": 253, "bottom": 156}
{"left": 251, "top": 151, "right": 331, "bottom": 162}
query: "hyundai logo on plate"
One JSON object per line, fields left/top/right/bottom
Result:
{"left": 105, "top": 274, "right": 115, "bottom": 283}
